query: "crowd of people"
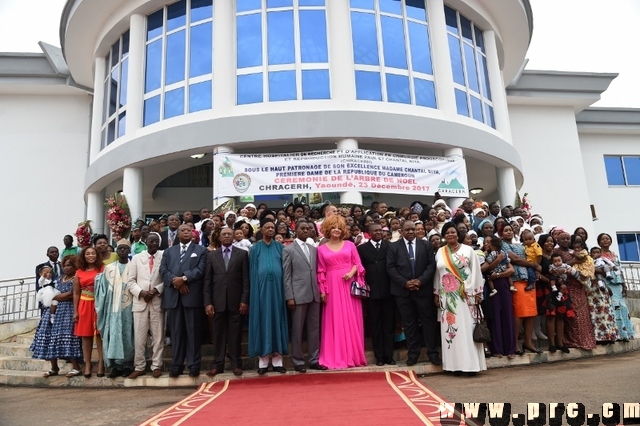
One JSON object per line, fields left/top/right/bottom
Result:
{"left": 30, "top": 197, "right": 635, "bottom": 378}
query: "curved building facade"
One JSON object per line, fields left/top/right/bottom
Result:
{"left": 60, "top": 0, "right": 532, "bottom": 227}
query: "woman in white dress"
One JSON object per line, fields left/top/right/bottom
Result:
{"left": 434, "top": 222, "right": 487, "bottom": 376}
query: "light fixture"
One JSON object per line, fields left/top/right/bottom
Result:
{"left": 469, "top": 187, "right": 483, "bottom": 195}
{"left": 190, "top": 153, "right": 206, "bottom": 159}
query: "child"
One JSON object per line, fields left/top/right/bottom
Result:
{"left": 389, "top": 218, "right": 401, "bottom": 242}
{"left": 521, "top": 230, "right": 542, "bottom": 291}
{"left": 548, "top": 253, "right": 580, "bottom": 302}
{"left": 571, "top": 241, "right": 595, "bottom": 288}
{"left": 275, "top": 234, "right": 284, "bottom": 244}
{"left": 485, "top": 237, "right": 516, "bottom": 296}
{"left": 35, "top": 266, "right": 60, "bottom": 324}
{"left": 232, "top": 228, "right": 252, "bottom": 252}
{"left": 590, "top": 247, "right": 617, "bottom": 291}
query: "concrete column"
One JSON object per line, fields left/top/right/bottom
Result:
{"left": 87, "top": 190, "right": 106, "bottom": 235}
{"left": 337, "top": 138, "right": 362, "bottom": 205}
{"left": 213, "top": 146, "right": 234, "bottom": 210}
{"left": 327, "top": 0, "right": 356, "bottom": 101}
{"left": 483, "top": 30, "right": 512, "bottom": 141}
{"left": 126, "top": 13, "right": 146, "bottom": 134}
{"left": 122, "top": 167, "right": 144, "bottom": 222}
{"left": 213, "top": 0, "right": 236, "bottom": 111}
{"left": 443, "top": 147, "right": 466, "bottom": 209}
{"left": 89, "top": 56, "right": 106, "bottom": 163}
{"left": 496, "top": 166, "right": 517, "bottom": 208}
{"left": 427, "top": 0, "right": 456, "bottom": 114}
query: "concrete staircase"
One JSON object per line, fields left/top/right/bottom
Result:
{"left": 1, "top": 318, "right": 638, "bottom": 388}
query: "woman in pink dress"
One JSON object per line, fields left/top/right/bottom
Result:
{"left": 317, "top": 215, "right": 367, "bottom": 369}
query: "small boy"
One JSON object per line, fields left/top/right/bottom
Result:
{"left": 521, "top": 230, "right": 542, "bottom": 291}
{"left": 548, "top": 253, "right": 580, "bottom": 302}
{"left": 485, "top": 237, "right": 516, "bottom": 296}
{"left": 590, "top": 247, "right": 617, "bottom": 291}
{"left": 232, "top": 228, "right": 252, "bottom": 252}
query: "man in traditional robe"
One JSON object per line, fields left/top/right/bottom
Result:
{"left": 95, "top": 239, "right": 135, "bottom": 378}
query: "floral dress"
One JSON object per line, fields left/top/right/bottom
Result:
{"left": 434, "top": 244, "right": 486, "bottom": 372}
{"left": 601, "top": 251, "right": 635, "bottom": 341}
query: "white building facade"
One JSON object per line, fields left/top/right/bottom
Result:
{"left": 1, "top": 0, "right": 638, "bottom": 277}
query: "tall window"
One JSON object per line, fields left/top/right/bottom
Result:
{"left": 143, "top": 0, "right": 214, "bottom": 127}
{"left": 617, "top": 233, "right": 640, "bottom": 262}
{"left": 604, "top": 156, "right": 640, "bottom": 186}
{"left": 349, "top": 0, "right": 436, "bottom": 107}
{"left": 102, "top": 31, "right": 129, "bottom": 148}
{"left": 236, "top": 0, "right": 330, "bottom": 105}
{"left": 445, "top": 6, "right": 494, "bottom": 127}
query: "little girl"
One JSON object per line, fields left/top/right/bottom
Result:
{"left": 571, "top": 241, "right": 595, "bottom": 288}
{"left": 485, "top": 237, "right": 516, "bottom": 296}
{"left": 36, "top": 266, "right": 60, "bottom": 324}
{"left": 389, "top": 217, "right": 401, "bottom": 242}
{"left": 590, "top": 247, "right": 617, "bottom": 291}
{"left": 521, "top": 230, "right": 542, "bottom": 291}
{"left": 232, "top": 228, "right": 252, "bottom": 252}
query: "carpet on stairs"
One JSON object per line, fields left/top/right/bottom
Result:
{"left": 140, "top": 371, "right": 462, "bottom": 425}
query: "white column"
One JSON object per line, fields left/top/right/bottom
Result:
{"left": 496, "top": 167, "right": 517, "bottom": 208}
{"left": 89, "top": 56, "right": 106, "bottom": 163}
{"left": 327, "top": 0, "right": 356, "bottom": 101}
{"left": 126, "top": 13, "right": 146, "bottom": 134}
{"left": 213, "top": 146, "right": 234, "bottom": 210}
{"left": 87, "top": 190, "right": 106, "bottom": 235}
{"left": 213, "top": 0, "right": 236, "bottom": 111}
{"left": 443, "top": 147, "right": 466, "bottom": 209}
{"left": 426, "top": 0, "right": 456, "bottom": 115}
{"left": 123, "top": 167, "right": 144, "bottom": 222}
{"left": 483, "top": 30, "right": 512, "bottom": 141}
{"left": 337, "top": 138, "right": 363, "bottom": 205}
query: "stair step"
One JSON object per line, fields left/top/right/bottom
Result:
{"left": 0, "top": 342, "right": 32, "bottom": 358}
{"left": 0, "top": 369, "right": 125, "bottom": 387}
{"left": 15, "top": 334, "right": 34, "bottom": 345}
{"left": 0, "top": 355, "right": 70, "bottom": 372}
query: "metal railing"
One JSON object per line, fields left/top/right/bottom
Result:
{"left": 620, "top": 262, "right": 640, "bottom": 291}
{"left": 0, "top": 277, "right": 39, "bottom": 323}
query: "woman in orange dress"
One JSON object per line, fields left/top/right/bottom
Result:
{"left": 73, "top": 247, "right": 105, "bottom": 378}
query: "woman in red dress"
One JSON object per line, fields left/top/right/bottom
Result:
{"left": 73, "top": 247, "right": 105, "bottom": 378}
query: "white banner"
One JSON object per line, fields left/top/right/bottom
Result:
{"left": 214, "top": 149, "right": 468, "bottom": 198}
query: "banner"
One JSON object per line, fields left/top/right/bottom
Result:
{"left": 214, "top": 149, "right": 468, "bottom": 198}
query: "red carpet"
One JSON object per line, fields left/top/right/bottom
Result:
{"left": 140, "top": 371, "right": 457, "bottom": 425}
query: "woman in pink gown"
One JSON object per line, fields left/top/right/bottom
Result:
{"left": 317, "top": 215, "right": 367, "bottom": 369}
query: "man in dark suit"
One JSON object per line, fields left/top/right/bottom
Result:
{"left": 160, "top": 224, "right": 207, "bottom": 377}
{"left": 358, "top": 223, "right": 395, "bottom": 366}
{"left": 461, "top": 198, "right": 482, "bottom": 233}
{"left": 35, "top": 246, "right": 61, "bottom": 292}
{"left": 204, "top": 227, "right": 249, "bottom": 377}
{"left": 159, "top": 214, "right": 181, "bottom": 250}
{"left": 386, "top": 220, "right": 441, "bottom": 366}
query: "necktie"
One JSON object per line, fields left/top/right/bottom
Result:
{"left": 169, "top": 231, "right": 175, "bottom": 246}
{"left": 149, "top": 254, "right": 154, "bottom": 274}
{"left": 408, "top": 241, "right": 415, "bottom": 277}
{"left": 469, "top": 214, "right": 474, "bottom": 226}
{"left": 375, "top": 242, "right": 380, "bottom": 251}
{"left": 224, "top": 248, "right": 231, "bottom": 269}
{"left": 180, "top": 244, "right": 187, "bottom": 262}
{"left": 302, "top": 243, "right": 310, "bottom": 262}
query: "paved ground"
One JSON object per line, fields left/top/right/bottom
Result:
{"left": 0, "top": 351, "right": 638, "bottom": 425}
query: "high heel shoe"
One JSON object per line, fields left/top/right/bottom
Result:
{"left": 548, "top": 345, "right": 557, "bottom": 353}
{"left": 523, "top": 345, "right": 542, "bottom": 354}
{"left": 559, "top": 346, "right": 570, "bottom": 354}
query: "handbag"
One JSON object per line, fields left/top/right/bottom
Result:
{"left": 472, "top": 306, "right": 491, "bottom": 344}
{"left": 350, "top": 280, "right": 370, "bottom": 299}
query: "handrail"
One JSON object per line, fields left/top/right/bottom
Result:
{"left": 0, "top": 277, "right": 39, "bottom": 323}
{"left": 0, "top": 276, "right": 33, "bottom": 284}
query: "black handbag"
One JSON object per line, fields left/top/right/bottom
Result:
{"left": 350, "top": 280, "right": 370, "bottom": 299}
{"left": 472, "top": 306, "right": 491, "bottom": 344}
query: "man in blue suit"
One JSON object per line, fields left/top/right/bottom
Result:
{"left": 160, "top": 224, "right": 207, "bottom": 378}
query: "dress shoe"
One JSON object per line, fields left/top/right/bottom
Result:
{"left": 559, "top": 346, "right": 570, "bottom": 354}
{"left": 294, "top": 365, "right": 307, "bottom": 373}
{"left": 376, "top": 360, "right": 385, "bottom": 366}
{"left": 523, "top": 345, "right": 542, "bottom": 354}
{"left": 257, "top": 368, "right": 268, "bottom": 375}
{"left": 122, "top": 368, "right": 133, "bottom": 377}
{"left": 232, "top": 368, "right": 243, "bottom": 376}
{"left": 206, "top": 369, "right": 224, "bottom": 377}
{"left": 428, "top": 355, "right": 442, "bottom": 366}
{"left": 548, "top": 345, "right": 557, "bottom": 353}
{"left": 309, "top": 363, "right": 328, "bottom": 371}
{"left": 152, "top": 369, "right": 163, "bottom": 378}
{"left": 406, "top": 358, "right": 418, "bottom": 366}
{"left": 169, "top": 369, "right": 181, "bottom": 378}
{"left": 273, "top": 366, "right": 286, "bottom": 374}
{"left": 108, "top": 368, "right": 122, "bottom": 379}
{"left": 189, "top": 369, "right": 200, "bottom": 377}
{"left": 384, "top": 358, "right": 396, "bottom": 365}
{"left": 128, "top": 370, "right": 146, "bottom": 379}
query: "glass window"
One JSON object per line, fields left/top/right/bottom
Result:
{"left": 474, "top": 26, "right": 484, "bottom": 52}
{"left": 117, "top": 112, "right": 126, "bottom": 138}
{"left": 300, "top": 10, "right": 328, "bottom": 63}
{"left": 617, "top": 233, "right": 640, "bottom": 262}
{"left": 267, "top": 11, "right": 295, "bottom": 65}
{"left": 190, "top": 22, "right": 213, "bottom": 77}
{"left": 167, "top": 0, "right": 187, "bottom": 32}
{"left": 145, "top": 39, "right": 163, "bottom": 93}
{"left": 448, "top": 35, "right": 464, "bottom": 85}
{"left": 166, "top": 30, "right": 186, "bottom": 85}
{"left": 147, "top": 10, "right": 164, "bottom": 40}
{"left": 269, "top": 71, "right": 297, "bottom": 102}
{"left": 408, "top": 21, "right": 431, "bottom": 74}
{"left": 107, "top": 120, "right": 116, "bottom": 145}
{"left": 111, "top": 41, "right": 120, "bottom": 68}
{"left": 191, "top": 0, "right": 213, "bottom": 22}
{"left": 478, "top": 55, "right": 491, "bottom": 100}
{"left": 237, "top": 13, "right": 263, "bottom": 68}
{"left": 379, "top": 0, "right": 402, "bottom": 15}
{"left": 463, "top": 44, "right": 479, "bottom": 92}
{"left": 302, "top": 69, "right": 330, "bottom": 99}
{"left": 455, "top": 88, "right": 468, "bottom": 116}
{"left": 351, "top": 0, "right": 374, "bottom": 9}
{"left": 119, "top": 58, "right": 128, "bottom": 105}
{"left": 237, "top": 73, "right": 264, "bottom": 104}
{"left": 144, "top": 95, "right": 161, "bottom": 126}
{"left": 405, "top": 0, "right": 426, "bottom": 21}
{"left": 164, "top": 87, "right": 185, "bottom": 119}
{"left": 414, "top": 78, "right": 435, "bottom": 108}
{"left": 189, "top": 80, "right": 212, "bottom": 112}
{"left": 355, "top": 71, "right": 382, "bottom": 101}
{"left": 484, "top": 104, "right": 495, "bottom": 128}
{"left": 386, "top": 74, "right": 410, "bottom": 104}
{"left": 237, "top": 0, "right": 262, "bottom": 12}
{"left": 122, "top": 31, "right": 130, "bottom": 57}
{"left": 444, "top": 6, "right": 458, "bottom": 34}
{"left": 299, "top": 0, "right": 324, "bottom": 5}
{"left": 623, "top": 157, "right": 640, "bottom": 185}
{"left": 381, "top": 16, "right": 407, "bottom": 70}
{"left": 351, "top": 12, "right": 379, "bottom": 66}
{"left": 604, "top": 156, "right": 625, "bottom": 185}
{"left": 470, "top": 95, "right": 483, "bottom": 122}
{"left": 460, "top": 16, "right": 473, "bottom": 43}
{"left": 268, "top": 0, "right": 293, "bottom": 7}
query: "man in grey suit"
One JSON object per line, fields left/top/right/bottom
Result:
{"left": 160, "top": 224, "right": 207, "bottom": 378}
{"left": 204, "top": 227, "right": 249, "bottom": 377}
{"left": 282, "top": 219, "right": 327, "bottom": 372}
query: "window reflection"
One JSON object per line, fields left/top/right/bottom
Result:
{"left": 189, "top": 81, "right": 212, "bottom": 112}
{"left": 269, "top": 71, "right": 297, "bottom": 101}
{"left": 164, "top": 87, "right": 185, "bottom": 119}
{"left": 355, "top": 71, "right": 382, "bottom": 101}
{"left": 102, "top": 30, "right": 129, "bottom": 148}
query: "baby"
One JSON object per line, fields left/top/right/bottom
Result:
{"left": 275, "top": 234, "right": 284, "bottom": 244}
{"left": 548, "top": 253, "right": 580, "bottom": 302}
{"left": 571, "top": 241, "right": 595, "bottom": 288}
{"left": 590, "top": 247, "right": 618, "bottom": 291}
{"left": 232, "top": 228, "right": 252, "bottom": 252}
{"left": 521, "top": 230, "right": 542, "bottom": 291}
{"left": 485, "top": 237, "right": 516, "bottom": 297}
{"left": 36, "top": 266, "right": 60, "bottom": 324}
